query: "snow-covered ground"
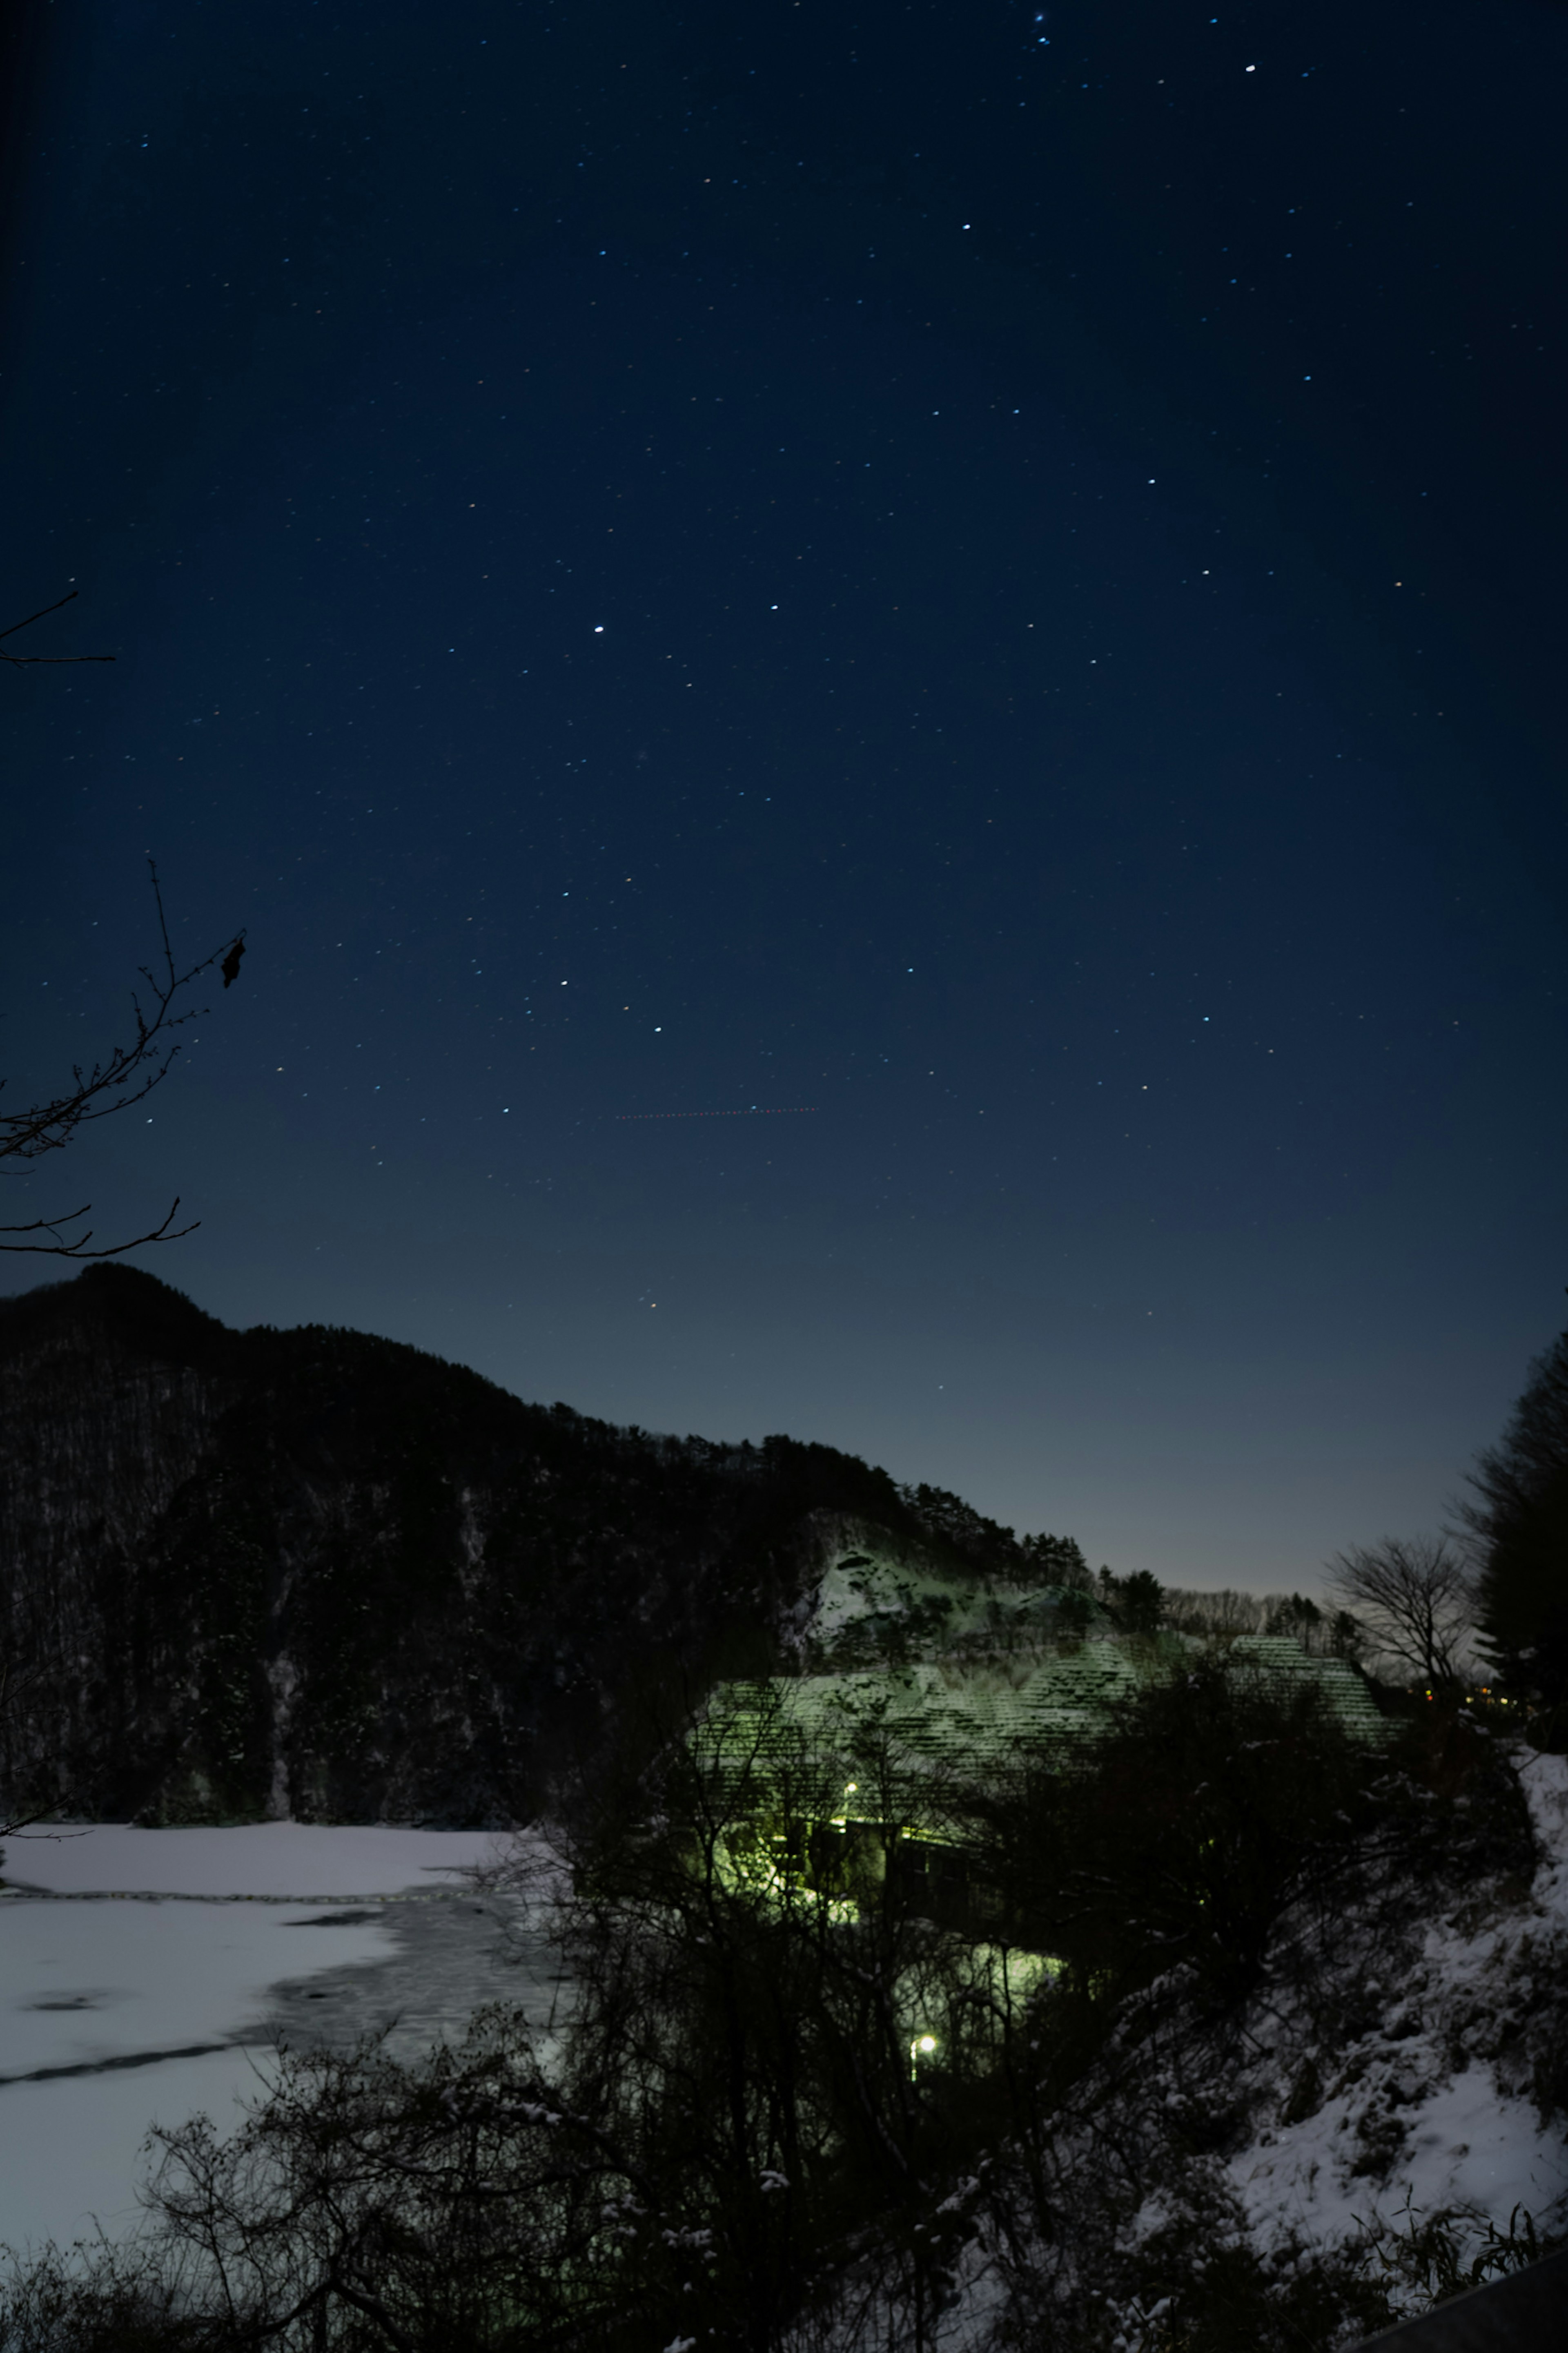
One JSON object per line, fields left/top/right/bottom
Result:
{"left": 1224, "top": 1752, "right": 1568, "bottom": 2268}
{"left": 10, "top": 1766, "right": 1566, "bottom": 2333}
{"left": 936, "top": 1751, "right": 1568, "bottom": 2348}
{"left": 0, "top": 1824, "right": 530, "bottom": 2255}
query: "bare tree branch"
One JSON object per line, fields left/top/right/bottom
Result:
{"left": 0, "top": 587, "right": 115, "bottom": 666}
{"left": 1, "top": 857, "right": 245, "bottom": 1257}
{"left": 0, "top": 1197, "right": 198, "bottom": 1258}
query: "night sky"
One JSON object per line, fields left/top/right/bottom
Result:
{"left": 2, "top": 0, "right": 1564, "bottom": 1589}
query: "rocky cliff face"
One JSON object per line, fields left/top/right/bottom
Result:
{"left": 0, "top": 1268, "right": 1033, "bottom": 1826}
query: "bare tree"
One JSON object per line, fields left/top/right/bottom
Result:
{"left": 1162, "top": 1588, "right": 1267, "bottom": 1638}
{"left": 3, "top": 593, "right": 245, "bottom": 1258}
{"left": 1323, "top": 1535, "right": 1474, "bottom": 1685}
{"left": 1, "top": 860, "right": 245, "bottom": 1258}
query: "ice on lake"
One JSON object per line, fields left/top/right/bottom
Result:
{"left": 0, "top": 1824, "right": 557, "bottom": 2256}
{"left": 0, "top": 1819, "right": 512, "bottom": 1900}
{"left": 0, "top": 1897, "right": 395, "bottom": 2079}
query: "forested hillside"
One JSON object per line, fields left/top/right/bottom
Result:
{"left": 0, "top": 1267, "right": 1063, "bottom": 1826}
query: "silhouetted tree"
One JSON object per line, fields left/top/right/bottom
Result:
{"left": 1264, "top": 1590, "right": 1365, "bottom": 1657}
{"left": 3, "top": 590, "right": 244, "bottom": 1258}
{"left": 1163, "top": 1586, "right": 1265, "bottom": 1637}
{"left": 1, "top": 860, "right": 245, "bottom": 1259}
{"left": 1094, "top": 1566, "right": 1164, "bottom": 1635}
{"left": 1324, "top": 1534, "right": 1472, "bottom": 1686}
{"left": 1463, "top": 1319, "right": 1568, "bottom": 1718}
{"left": 1019, "top": 1530, "right": 1092, "bottom": 1588}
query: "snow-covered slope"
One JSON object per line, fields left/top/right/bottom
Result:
{"left": 1226, "top": 1751, "right": 1568, "bottom": 2276}
{"left": 932, "top": 1747, "right": 1568, "bottom": 2350}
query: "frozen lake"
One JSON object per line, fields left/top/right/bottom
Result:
{"left": 0, "top": 1824, "right": 564, "bottom": 2255}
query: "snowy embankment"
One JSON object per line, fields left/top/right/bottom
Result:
{"left": 928, "top": 1751, "right": 1568, "bottom": 2350}
{"left": 0, "top": 1824, "right": 530, "bottom": 2255}
{"left": 1226, "top": 1751, "right": 1568, "bottom": 2269}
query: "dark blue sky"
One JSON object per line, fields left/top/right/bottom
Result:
{"left": 3, "top": 0, "right": 1564, "bottom": 1587}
